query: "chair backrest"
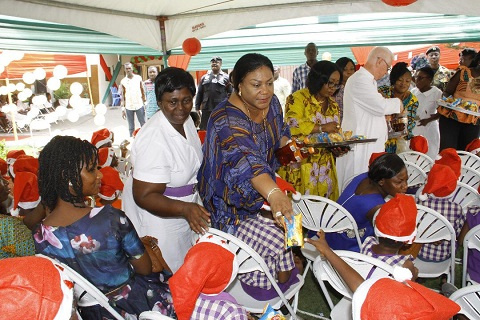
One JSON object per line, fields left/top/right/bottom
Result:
{"left": 36, "top": 254, "right": 124, "bottom": 320}
{"left": 449, "top": 284, "right": 480, "bottom": 319}
{"left": 414, "top": 205, "right": 456, "bottom": 282}
{"left": 110, "top": 86, "right": 120, "bottom": 96}
{"left": 460, "top": 166, "right": 480, "bottom": 190}
{"left": 139, "top": 311, "right": 175, "bottom": 320}
{"left": 457, "top": 150, "right": 480, "bottom": 171}
{"left": 293, "top": 195, "right": 362, "bottom": 248}
{"left": 398, "top": 151, "right": 434, "bottom": 173}
{"left": 416, "top": 181, "right": 480, "bottom": 211}
{"left": 206, "top": 228, "right": 297, "bottom": 316}
{"left": 312, "top": 250, "right": 394, "bottom": 299}
{"left": 462, "top": 224, "right": 480, "bottom": 287}
{"left": 404, "top": 160, "right": 427, "bottom": 187}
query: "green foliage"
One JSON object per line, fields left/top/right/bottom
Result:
{"left": 0, "top": 140, "right": 6, "bottom": 160}
{"left": 53, "top": 82, "right": 71, "bottom": 100}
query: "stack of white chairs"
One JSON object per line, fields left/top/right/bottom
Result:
{"left": 462, "top": 224, "right": 480, "bottom": 287}
{"left": 459, "top": 166, "right": 480, "bottom": 190}
{"left": 312, "top": 251, "right": 394, "bottom": 320}
{"left": 207, "top": 228, "right": 304, "bottom": 319}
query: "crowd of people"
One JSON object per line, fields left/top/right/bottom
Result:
{"left": 0, "top": 43, "right": 479, "bottom": 320}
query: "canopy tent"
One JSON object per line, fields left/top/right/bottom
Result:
{"left": 1, "top": 0, "right": 480, "bottom": 59}
{"left": 0, "top": 52, "right": 86, "bottom": 79}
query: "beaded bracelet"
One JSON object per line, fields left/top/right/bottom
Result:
{"left": 266, "top": 187, "right": 282, "bottom": 203}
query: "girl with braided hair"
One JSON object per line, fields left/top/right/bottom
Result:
{"left": 33, "top": 135, "right": 175, "bottom": 319}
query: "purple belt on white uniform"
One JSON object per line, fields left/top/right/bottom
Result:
{"left": 163, "top": 183, "right": 196, "bottom": 197}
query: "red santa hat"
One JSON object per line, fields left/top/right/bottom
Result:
{"left": 375, "top": 194, "right": 417, "bottom": 243}
{"left": 352, "top": 268, "right": 460, "bottom": 320}
{"left": 409, "top": 135, "right": 429, "bottom": 154}
{"left": 11, "top": 155, "right": 39, "bottom": 179}
{"left": 418, "top": 164, "right": 458, "bottom": 201}
{"left": 13, "top": 171, "right": 40, "bottom": 210}
{"left": 369, "top": 152, "right": 387, "bottom": 167}
{"left": 466, "top": 138, "right": 480, "bottom": 155}
{"left": 0, "top": 158, "right": 7, "bottom": 177}
{"left": 98, "top": 147, "right": 115, "bottom": 168}
{"left": 6, "top": 149, "right": 26, "bottom": 165}
{"left": 91, "top": 128, "right": 113, "bottom": 148}
{"left": 169, "top": 233, "right": 239, "bottom": 320}
{"left": 98, "top": 167, "right": 124, "bottom": 201}
{"left": 434, "top": 148, "right": 461, "bottom": 178}
{"left": 262, "top": 175, "right": 301, "bottom": 211}
{"left": 132, "top": 128, "right": 141, "bottom": 137}
{"left": 0, "top": 256, "right": 74, "bottom": 320}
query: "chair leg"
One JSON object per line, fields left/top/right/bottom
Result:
{"left": 319, "top": 279, "right": 335, "bottom": 310}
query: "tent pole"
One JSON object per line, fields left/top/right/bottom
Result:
{"left": 158, "top": 17, "right": 169, "bottom": 69}
{"left": 102, "top": 60, "right": 122, "bottom": 105}
{"left": 5, "top": 75, "right": 18, "bottom": 142}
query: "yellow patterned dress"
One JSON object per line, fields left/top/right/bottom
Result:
{"left": 278, "top": 88, "right": 340, "bottom": 200}
{"left": 0, "top": 215, "right": 35, "bottom": 258}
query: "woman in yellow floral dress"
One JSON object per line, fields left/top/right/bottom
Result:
{"left": 278, "top": 61, "right": 345, "bottom": 200}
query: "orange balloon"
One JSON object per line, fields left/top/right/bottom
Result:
{"left": 381, "top": 0, "right": 417, "bottom": 6}
{"left": 182, "top": 37, "right": 202, "bottom": 56}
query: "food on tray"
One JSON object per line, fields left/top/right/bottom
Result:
{"left": 343, "top": 130, "right": 353, "bottom": 140}
{"left": 440, "top": 96, "right": 479, "bottom": 113}
{"left": 328, "top": 133, "right": 343, "bottom": 142}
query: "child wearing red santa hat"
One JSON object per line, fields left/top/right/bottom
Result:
{"left": 465, "top": 138, "right": 480, "bottom": 157}
{"left": 95, "top": 166, "right": 124, "bottom": 209}
{"left": 417, "top": 164, "right": 465, "bottom": 267}
{"left": 0, "top": 255, "right": 75, "bottom": 320}
{"left": 361, "top": 194, "right": 418, "bottom": 279}
{"left": 11, "top": 155, "right": 40, "bottom": 217}
{"left": 434, "top": 148, "right": 462, "bottom": 178}
{"left": 169, "top": 232, "right": 248, "bottom": 320}
{"left": 97, "top": 147, "right": 119, "bottom": 168}
{"left": 235, "top": 177, "right": 302, "bottom": 303}
{"left": 409, "top": 135, "right": 429, "bottom": 154}
{"left": 306, "top": 230, "right": 460, "bottom": 320}
{"left": 91, "top": 128, "right": 114, "bottom": 149}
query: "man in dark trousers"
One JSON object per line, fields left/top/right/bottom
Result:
{"left": 195, "top": 56, "right": 232, "bottom": 130}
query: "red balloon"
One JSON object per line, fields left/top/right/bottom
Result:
{"left": 182, "top": 37, "right": 201, "bottom": 56}
{"left": 381, "top": 0, "right": 417, "bottom": 6}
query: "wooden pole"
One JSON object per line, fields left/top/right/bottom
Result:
{"left": 5, "top": 75, "right": 18, "bottom": 142}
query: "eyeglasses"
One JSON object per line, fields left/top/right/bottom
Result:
{"left": 326, "top": 80, "right": 341, "bottom": 90}
{"left": 379, "top": 57, "right": 392, "bottom": 72}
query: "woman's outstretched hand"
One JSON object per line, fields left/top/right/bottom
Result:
{"left": 268, "top": 190, "right": 294, "bottom": 226}
{"left": 182, "top": 203, "right": 211, "bottom": 235}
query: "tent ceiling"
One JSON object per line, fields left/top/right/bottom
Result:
{"left": 2, "top": 0, "right": 480, "bottom": 53}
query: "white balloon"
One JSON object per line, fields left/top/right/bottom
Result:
{"left": 53, "top": 65, "right": 68, "bottom": 79}
{"left": 22, "top": 88, "right": 32, "bottom": 98}
{"left": 27, "top": 108, "right": 40, "bottom": 119}
{"left": 0, "top": 65, "right": 4, "bottom": 74}
{"left": 70, "top": 82, "right": 83, "bottom": 96}
{"left": 11, "top": 51, "right": 24, "bottom": 61}
{"left": 94, "top": 103, "right": 107, "bottom": 115}
{"left": 17, "top": 92, "right": 27, "bottom": 101}
{"left": 0, "top": 86, "right": 8, "bottom": 95}
{"left": 1, "top": 104, "right": 12, "bottom": 113}
{"left": 67, "top": 110, "right": 80, "bottom": 123}
{"left": 55, "top": 105, "right": 67, "bottom": 117}
{"left": 37, "top": 95, "right": 47, "bottom": 105}
{"left": 31, "top": 95, "right": 41, "bottom": 106}
{"left": 94, "top": 114, "right": 106, "bottom": 126}
{"left": 47, "top": 77, "right": 61, "bottom": 91}
{"left": 0, "top": 55, "right": 12, "bottom": 67}
{"left": 69, "top": 94, "right": 82, "bottom": 108}
{"left": 45, "top": 113, "right": 58, "bottom": 123}
{"left": 22, "top": 72, "right": 35, "bottom": 84}
{"left": 33, "top": 67, "right": 46, "bottom": 80}
{"left": 15, "top": 82, "right": 25, "bottom": 91}
{"left": 7, "top": 83, "right": 16, "bottom": 93}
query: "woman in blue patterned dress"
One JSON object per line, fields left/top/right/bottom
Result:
{"left": 33, "top": 136, "right": 175, "bottom": 320}
{"left": 197, "top": 53, "right": 294, "bottom": 234}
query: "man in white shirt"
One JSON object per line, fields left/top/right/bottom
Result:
{"left": 336, "top": 47, "right": 403, "bottom": 191}
{"left": 273, "top": 66, "right": 291, "bottom": 115}
{"left": 121, "top": 62, "right": 146, "bottom": 136}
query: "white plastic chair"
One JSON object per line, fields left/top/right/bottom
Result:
{"left": 416, "top": 181, "right": 480, "bottom": 211}
{"left": 398, "top": 151, "right": 434, "bottom": 173}
{"left": 293, "top": 195, "right": 362, "bottom": 279}
{"left": 138, "top": 312, "right": 175, "bottom": 320}
{"left": 462, "top": 224, "right": 480, "bottom": 287}
{"left": 312, "top": 251, "right": 394, "bottom": 320}
{"left": 457, "top": 150, "right": 480, "bottom": 171}
{"left": 403, "top": 160, "right": 427, "bottom": 187}
{"left": 449, "top": 284, "right": 480, "bottom": 319}
{"left": 460, "top": 166, "right": 480, "bottom": 190}
{"left": 206, "top": 228, "right": 304, "bottom": 319}
{"left": 36, "top": 254, "right": 124, "bottom": 320}
{"left": 413, "top": 205, "right": 456, "bottom": 284}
